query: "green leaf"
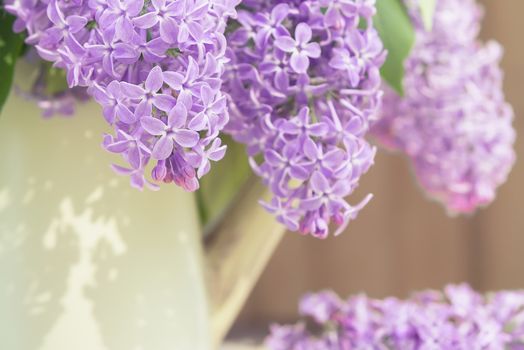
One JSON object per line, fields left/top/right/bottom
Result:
{"left": 374, "top": 0, "right": 415, "bottom": 96}
{"left": 196, "top": 136, "right": 251, "bottom": 233}
{"left": 0, "top": 10, "right": 25, "bottom": 114}
{"left": 419, "top": 0, "right": 437, "bottom": 31}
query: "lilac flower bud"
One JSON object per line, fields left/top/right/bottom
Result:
{"left": 371, "top": 0, "right": 516, "bottom": 213}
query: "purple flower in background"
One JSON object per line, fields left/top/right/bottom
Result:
{"left": 224, "top": 0, "right": 386, "bottom": 238}
{"left": 267, "top": 285, "right": 524, "bottom": 350}
{"left": 371, "top": 0, "right": 516, "bottom": 213}
{"left": 6, "top": 0, "right": 240, "bottom": 191}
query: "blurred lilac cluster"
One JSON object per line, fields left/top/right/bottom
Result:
{"left": 5, "top": 0, "right": 240, "bottom": 190}
{"left": 267, "top": 284, "right": 524, "bottom": 349}
{"left": 371, "top": 0, "right": 516, "bottom": 213}
{"left": 224, "top": 0, "right": 386, "bottom": 238}
{"left": 16, "top": 51, "right": 90, "bottom": 119}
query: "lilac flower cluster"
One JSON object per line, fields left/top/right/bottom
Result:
{"left": 371, "top": 0, "right": 516, "bottom": 213}
{"left": 267, "top": 284, "right": 524, "bottom": 349}
{"left": 5, "top": 0, "right": 240, "bottom": 190}
{"left": 224, "top": 0, "right": 386, "bottom": 238}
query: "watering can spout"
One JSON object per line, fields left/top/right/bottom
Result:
{"left": 204, "top": 179, "right": 286, "bottom": 348}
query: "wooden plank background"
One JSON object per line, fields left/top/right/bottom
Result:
{"left": 236, "top": 0, "right": 524, "bottom": 326}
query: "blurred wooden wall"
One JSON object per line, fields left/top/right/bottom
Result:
{"left": 237, "top": 0, "right": 524, "bottom": 325}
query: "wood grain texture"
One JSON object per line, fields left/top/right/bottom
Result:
{"left": 236, "top": 0, "right": 524, "bottom": 327}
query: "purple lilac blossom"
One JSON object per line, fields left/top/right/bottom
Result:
{"left": 5, "top": 0, "right": 240, "bottom": 191}
{"left": 371, "top": 0, "right": 516, "bottom": 213}
{"left": 267, "top": 284, "right": 524, "bottom": 350}
{"left": 223, "top": 0, "right": 386, "bottom": 238}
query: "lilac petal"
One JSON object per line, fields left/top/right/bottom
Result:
{"left": 141, "top": 116, "right": 167, "bottom": 136}
{"left": 188, "top": 112, "right": 207, "bottom": 131}
{"left": 153, "top": 94, "right": 176, "bottom": 112}
{"left": 209, "top": 95, "right": 226, "bottom": 114}
{"left": 135, "top": 100, "right": 151, "bottom": 118}
{"left": 280, "top": 120, "right": 300, "bottom": 135}
{"left": 332, "top": 181, "right": 350, "bottom": 197}
{"left": 186, "top": 57, "right": 199, "bottom": 81}
{"left": 46, "top": 0, "right": 64, "bottom": 25}
{"left": 208, "top": 143, "right": 227, "bottom": 161}
{"left": 114, "top": 43, "right": 139, "bottom": 61}
{"left": 67, "top": 16, "right": 88, "bottom": 33}
{"left": 300, "top": 196, "right": 323, "bottom": 211}
{"left": 116, "top": 104, "right": 137, "bottom": 124}
{"left": 295, "top": 23, "right": 312, "bottom": 45}
{"left": 197, "top": 159, "right": 211, "bottom": 178}
{"left": 125, "top": 0, "right": 143, "bottom": 16}
{"left": 128, "top": 145, "right": 142, "bottom": 169}
{"left": 347, "top": 30, "right": 365, "bottom": 53}
{"left": 111, "top": 164, "right": 134, "bottom": 176}
{"left": 99, "top": 11, "right": 118, "bottom": 28}
{"left": 259, "top": 61, "right": 278, "bottom": 75}
{"left": 103, "top": 106, "right": 117, "bottom": 124}
{"left": 274, "top": 70, "right": 290, "bottom": 91}
{"left": 280, "top": 216, "right": 299, "bottom": 232}
{"left": 133, "top": 12, "right": 159, "bottom": 29}
{"left": 116, "top": 17, "right": 135, "bottom": 42}
{"left": 174, "top": 130, "right": 200, "bottom": 148}
{"left": 274, "top": 36, "right": 296, "bottom": 53}
{"left": 152, "top": 135, "right": 174, "bottom": 160}
{"left": 310, "top": 172, "right": 329, "bottom": 193}
{"left": 146, "top": 66, "right": 164, "bottom": 92}
{"left": 92, "top": 85, "right": 112, "bottom": 105}
{"left": 102, "top": 55, "right": 116, "bottom": 77}
{"left": 130, "top": 173, "right": 146, "bottom": 190}
{"left": 304, "top": 43, "right": 321, "bottom": 58}
{"left": 106, "top": 81, "right": 122, "bottom": 97}
{"left": 265, "top": 150, "right": 284, "bottom": 166}
{"left": 152, "top": 0, "right": 166, "bottom": 9}
{"left": 200, "top": 84, "right": 214, "bottom": 106}
{"left": 120, "top": 82, "right": 145, "bottom": 98}
{"left": 105, "top": 140, "right": 129, "bottom": 153}
{"left": 290, "top": 165, "right": 309, "bottom": 181}
{"left": 163, "top": 71, "right": 184, "bottom": 90}
{"left": 168, "top": 102, "right": 188, "bottom": 128}
{"left": 290, "top": 52, "right": 310, "bottom": 74}
{"left": 324, "top": 149, "right": 345, "bottom": 168}
{"left": 159, "top": 19, "right": 178, "bottom": 43}
{"left": 177, "top": 24, "right": 190, "bottom": 43}
{"left": 304, "top": 138, "right": 320, "bottom": 160}
{"left": 271, "top": 3, "right": 289, "bottom": 24}
{"left": 324, "top": 6, "right": 342, "bottom": 27}
{"left": 202, "top": 53, "right": 218, "bottom": 76}
{"left": 187, "top": 22, "right": 204, "bottom": 40}
{"left": 309, "top": 122, "right": 329, "bottom": 136}
{"left": 177, "top": 90, "right": 194, "bottom": 110}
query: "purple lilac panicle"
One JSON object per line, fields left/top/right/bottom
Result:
{"left": 267, "top": 284, "right": 524, "bottom": 350}
{"left": 224, "top": 0, "right": 386, "bottom": 238}
{"left": 5, "top": 0, "right": 240, "bottom": 190}
{"left": 371, "top": 0, "right": 516, "bottom": 213}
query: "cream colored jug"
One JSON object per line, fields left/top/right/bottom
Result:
{"left": 0, "top": 67, "right": 284, "bottom": 350}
